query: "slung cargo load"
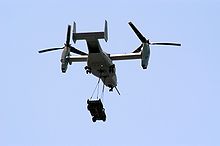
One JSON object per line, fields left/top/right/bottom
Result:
{"left": 87, "top": 99, "right": 106, "bottom": 122}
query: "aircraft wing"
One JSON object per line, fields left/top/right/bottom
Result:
{"left": 68, "top": 55, "right": 88, "bottom": 62}
{"left": 110, "top": 53, "right": 141, "bottom": 61}
{"left": 68, "top": 52, "right": 141, "bottom": 62}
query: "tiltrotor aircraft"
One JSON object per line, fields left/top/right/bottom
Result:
{"left": 39, "top": 21, "right": 181, "bottom": 94}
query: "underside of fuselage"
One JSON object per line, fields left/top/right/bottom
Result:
{"left": 86, "top": 40, "right": 117, "bottom": 90}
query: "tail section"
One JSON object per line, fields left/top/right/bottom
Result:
{"left": 72, "top": 20, "right": 108, "bottom": 43}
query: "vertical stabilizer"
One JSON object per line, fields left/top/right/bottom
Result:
{"left": 104, "top": 20, "right": 108, "bottom": 42}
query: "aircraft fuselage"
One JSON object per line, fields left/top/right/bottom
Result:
{"left": 86, "top": 40, "right": 117, "bottom": 90}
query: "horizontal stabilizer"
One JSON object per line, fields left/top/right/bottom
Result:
{"left": 73, "top": 20, "right": 108, "bottom": 43}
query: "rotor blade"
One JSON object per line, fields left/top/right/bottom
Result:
{"left": 128, "top": 22, "right": 148, "bottom": 43}
{"left": 38, "top": 48, "right": 63, "bottom": 53}
{"left": 132, "top": 44, "right": 143, "bottom": 53}
{"left": 70, "top": 46, "right": 88, "bottom": 55}
{"left": 150, "top": 42, "right": 181, "bottom": 46}
{"left": 66, "top": 25, "right": 71, "bottom": 45}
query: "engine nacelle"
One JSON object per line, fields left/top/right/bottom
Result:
{"left": 60, "top": 47, "right": 70, "bottom": 73}
{"left": 141, "top": 43, "right": 150, "bottom": 69}
{"left": 61, "top": 59, "right": 68, "bottom": 73}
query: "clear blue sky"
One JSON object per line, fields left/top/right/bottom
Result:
{"left": 1, "top": 0, "right": 220, "bottom": 146}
